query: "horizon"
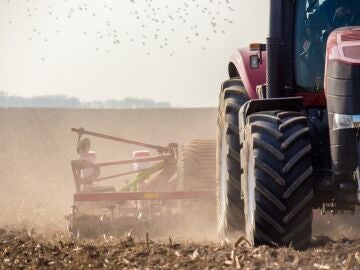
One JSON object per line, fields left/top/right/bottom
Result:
{"left": 0, "top": 0, "right": 269, "bottom": 107}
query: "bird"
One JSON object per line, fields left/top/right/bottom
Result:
{"left": 18, "top": 0, "right": 237, "bottom": 57}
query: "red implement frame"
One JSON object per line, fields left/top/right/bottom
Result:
{"left": 74, "top": 191, "right": 215, "bottom": 202}
{"left": 71, "top": 128, "right": 172, "bottom": 153}
{"left": 71, "top": 128, "right": 215, "bottom": 202}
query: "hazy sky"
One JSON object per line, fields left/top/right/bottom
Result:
{"left": 0, "top": 0, "right": 269, "bottom": 107}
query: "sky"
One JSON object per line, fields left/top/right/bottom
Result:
{"left": 0, "top": 0, "right": 269, "bottom": 107}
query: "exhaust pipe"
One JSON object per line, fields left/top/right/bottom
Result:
{"left": 266, "top": 0, "right": 284, "bottom": 98}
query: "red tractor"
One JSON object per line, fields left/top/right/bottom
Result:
{"left": 216, "top": 0, "right": 360, "bottom": 249}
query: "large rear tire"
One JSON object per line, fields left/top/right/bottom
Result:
{"left": 241, "top": 110, "right": 313, "bottom": 249}
{"left": 216, "top": 78, "right": 249, "bottom": 240}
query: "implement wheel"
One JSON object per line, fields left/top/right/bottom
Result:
{"left": 178, "top": 140, "right": 216, "bottom": 191}
{"left": 241, "top": 110, "right": 313, "bottom": 249}
{"left": 216, "top": 78, "right": 249, "bottom": 240}
{"left": 177, "top": 140, "right": 216, "bottom": 236}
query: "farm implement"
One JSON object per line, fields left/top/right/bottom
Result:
{"left": 67, "top": 128, "right": 216, "bottom": 238}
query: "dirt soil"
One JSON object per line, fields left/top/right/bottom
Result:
{"left": 0, "top": 230, "right": 359, "bottom": 269}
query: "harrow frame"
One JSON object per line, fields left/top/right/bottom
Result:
{"left": 68, "top": 127, "right": 215, "bottom": 236}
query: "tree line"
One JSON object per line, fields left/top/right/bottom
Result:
{"left": 0, "top": 92, "right": 171, "bottom": 108}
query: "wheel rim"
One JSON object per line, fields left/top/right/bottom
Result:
{"left": 218, "top": 126, "right": 228, "bottom": 235}
{"left": 246, "top": 155, "right": 256, "bottom": 243}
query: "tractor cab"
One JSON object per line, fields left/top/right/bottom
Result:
{"left": 295, "top": 0, "right": 360, "bottom": 92}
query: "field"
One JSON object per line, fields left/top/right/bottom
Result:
{"left": 0, "top": 108, "right": 359, "bottom": 269}
{"left": 1, "top": 230, "right": 359, "bottom": 269}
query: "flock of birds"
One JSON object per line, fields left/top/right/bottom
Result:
{"left": 4, "top": 0, "right": 237, "bottom": 59}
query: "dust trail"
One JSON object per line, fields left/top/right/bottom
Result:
{"left": 313, "top": 209, "right": 360, "bottom": 239}
{"left": 0, "top": 107, "right": 217, "bottom": 234}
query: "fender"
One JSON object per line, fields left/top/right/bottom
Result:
{"left": 229, "top": 47, "right": 267, "bottom": 99}
{"left": 239, "top": 97, "right": 304, "bottom": 128}
{"left": 229, "top": 47, "right": 328, "bottom": 107}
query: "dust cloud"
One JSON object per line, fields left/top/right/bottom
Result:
{"left": 0, "top": 107, "right": 217, "bottom": 234}
{"left": 313, "top": 209, "right": 360, "bottom": 239}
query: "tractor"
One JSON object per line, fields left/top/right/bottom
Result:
{"left": 216, "top": 0, "right": 360, "bottom": 249}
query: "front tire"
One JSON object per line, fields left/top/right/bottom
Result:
{"left": 241, "top": 110, "right": 313, "bottom": 249}
{"left": 216, "top": 78, "right": 249, "bottom": 240}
